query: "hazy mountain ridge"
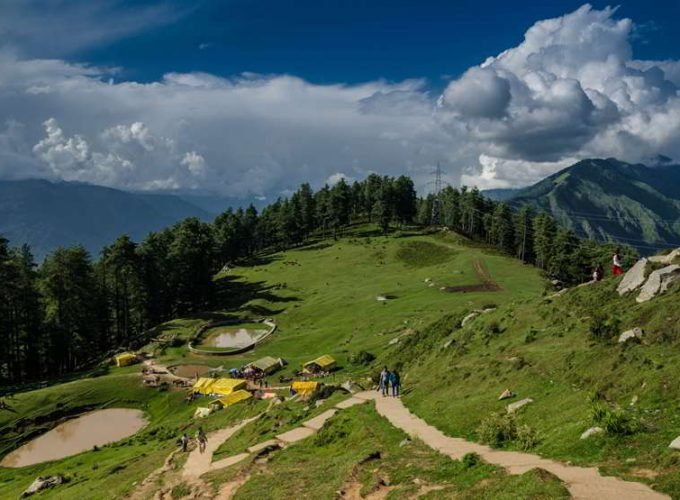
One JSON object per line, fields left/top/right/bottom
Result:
{"left": 0, "top": 179, "right": 214, "bottom": 259}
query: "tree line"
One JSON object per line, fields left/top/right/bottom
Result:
{"left": 417, "top": 186, "right": 636, "bottom": 284}
{"left": 0, "top": 175, "right": 417, "bottom": 384}
{"left": 0, "top": 174, "right": 632, "bottom": 384}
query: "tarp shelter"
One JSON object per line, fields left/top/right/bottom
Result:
{"left": 208, "top": 378, "right": 247, "bottom": 396}
{"left": 114, "top": 352, "right": 137, "bottom": 367}
{"left": 210, "top": 389, "right": 252, "bottom": 408}
{"left": 193, "top": 407, "right": 212, "bottom": 419}
{"left": 303, "top": 355, "right": 336, "bottom": 373}
{"left": 291, "top": 381, "right": 320, "bottom": 397}
{"left": 250, "top": 356, "right": 283, "bottom": 374}
{"left": 193, "top": 377, "right": 216, "bottom": 394}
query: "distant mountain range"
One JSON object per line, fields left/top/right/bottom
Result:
{"left": 0, "top": 179, "right": 219, "bottom": 260}
{"left": 505, "top": 158, "right": 680, "bottom": 254}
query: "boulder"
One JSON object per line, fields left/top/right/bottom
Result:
{"left": 636, "top": 265, "right": 680, "bottom": 303}
{"left": 506, "top": 397, "right": 533, "bottom": 414}
{"left": 461, "top": 312, "right": 478, "bottom": 327}
{"left": 618, "top": 327, "right": 643, "bottom": 343}
{"left": 388, "top": 337, "right": 400, "bottom": 346}
{"left": 649, "top": 248, "right": 680, "bottom": 265}
{"left": 498, "top": 389, "right": 515, "bottom": 400}
{"left": 617, "top": 258, "right": 648, "bottom": 295}
{"left": 22, "top": 476, "right": 65, "bottom": 497}
{"left": 442, "top": 338, "right": 454, "bottom": 349}
{"left": 580, "top": 427, "right": 604, "bottom": 440}
{"left": 670, "top": 436, "right": 680, "bottom": 450}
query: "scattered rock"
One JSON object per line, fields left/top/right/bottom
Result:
{"left": 498, "top": 389, "right": 515, "bottom": 401}
{"left": 482, "top": 307, "right": 497, "bottom": 314}
{"left": 625, "top": 458, "right": 637, "bottom": 464}
{"left": 506, "top": 398, "right": 533, "bottom": 414}
{"left": 617, "top": 258, "right": 649, "bottom": 295}
{"left": 22, "top": 476, "right": 65, "bottom": 497}
{"left": 630, "top": 395, "right": 639, "bottom": 406}
{"left": 388, "top": 337, "right": 400, "bottom": 346}
{"left": 315, "top": 399, "right": 326, "bottom": 407}
{"left": 649, "top": 248, "right": 680, "bottom": 265}
{"left": 461, "top": 312, "right": 478, "bottom": 327}
{"left": 548, "top": 288, "right": 569, "bottom": 299}
{"left": 399, "top": 438, "right": 412, "bottom": 447}
{"left": 580, "top": 427, "right": 604, "bottom": 440}
{"left": 442, "top": 338, "right": 454, "bottom": 349}
{"left": 618, "top": 327, "right": 644, "bottom": 343}
{"left": 669, "top": 436, "right": 680, "bottom": 450}
{"left": 424, "top": 278, "right": 432, "bottom": 283}
{"left": 637, "top": 265, "right": 680, "bottom": 303}
{"left": 376, "top": 296, "right": 388, "bottom": 302}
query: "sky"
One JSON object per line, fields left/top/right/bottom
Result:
{"left": 0, "top": 0, "right": 679, "bottom": 198}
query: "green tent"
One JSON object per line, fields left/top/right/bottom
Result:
{"left": 250, "top": 356, "right": 283, "bottom": 374}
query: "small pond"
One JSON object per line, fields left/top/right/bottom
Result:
{"left": 200, "top": 324, "right": 269, "bottom": 349}
{"left": 1, "top": 408, "right": 147, "bottom": 468}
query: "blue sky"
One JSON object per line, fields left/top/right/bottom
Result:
{"left": 0, "top": 1, "right": 679, "bottom": 196}
{"left": 79, "top": 0, "right": 680, "bottom": 86}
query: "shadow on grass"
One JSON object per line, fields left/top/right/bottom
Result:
{"left": 213, "top": 275, "right": 300, "bottom": 316}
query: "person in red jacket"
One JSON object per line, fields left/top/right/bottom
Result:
{"left": 612, "top": 249, "right": 624, "bottom": 275}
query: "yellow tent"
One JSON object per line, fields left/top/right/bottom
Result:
{"left": 192, "top": 377, "right": 216, "bottom": 394}
{"left": 207, "top": 378, "right": 247, "bottom": 396}
{"left": 210, "top": 389, "right": 252, "bottom": 408}
{"left": 114, "top": 352, "right": 137, "bottom": 367}
{"left": 291, "top": 380, "right": 320, "bottom": 396}
{"left": 250, "top": 356, "right": 282, "bottom": 374}
{"left": 303, "top": 355, "right": 336, "bottom": 373}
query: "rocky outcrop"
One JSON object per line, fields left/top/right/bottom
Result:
{"left": 580, "top": 427, "right": 604, "bottom": 440}
{"left": 498, "top": 389, "right": 515, "bottom": 400}
{"left": 670, "top": 436, "right": 680, "bottom": 450}
{"left": 618, "top": 327, "right": 643, "bottom": 343}
{"left": 649, "top": 248, "right": 680, "bottom": 265}
{"left": 507, "top": 398, "right": 533, "bottom": 414}
{"left": 617, "top": 258, "right": 648, "bottom": 295}
{"left": 22, "top": 476, "right": 65, "bottom": 497}
{"left": 636, "top": 265, "right": 680, "bottom": 303}
{"left": 461, "top": 312, "right": 478, "bottom": 327}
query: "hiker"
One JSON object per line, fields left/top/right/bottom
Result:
{"left": 378, "top": 367, "right": 388, "bottom": 395}
{"left": 380, "top": 367, "right": 391, "bottom": 397}
{"left": 612, "top": 249, "right": 624, "bottom": 276}
{"left": 196, "top": 428, "right": 207, "bottom": 453}
{"left": 180, "top": 433, "right": 189, "bottom": 452}
{"left": 592, "top": 264, "right": 604, "bottom": 282}
{"left": 390, "top": 370, "right": 401, "bottom": 397}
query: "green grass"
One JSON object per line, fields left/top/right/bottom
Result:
{"left": 203, "top": 403, "right": 569, "bottom": 499}
{"left": 393, "top": 277, "right": 680, "bottom": 497}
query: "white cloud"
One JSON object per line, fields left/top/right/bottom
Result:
{"left": 0, "top": 4, "right": 679, "bottom": 196}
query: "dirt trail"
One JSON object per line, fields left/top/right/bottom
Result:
{"left": 354, "top": 391, "right": 667, "bottom": 500}
{"left": 444, "top": 256, "right": 502, "bottom": 293}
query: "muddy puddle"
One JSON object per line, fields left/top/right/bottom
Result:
{"left": 203, "top": 328, "right": 268, "bottom": 349}
{"left": 169, "top": 364, "right": 212, "bottom": 378}
{"left": 1, "top": 408, "right": 147, "bottom": 468}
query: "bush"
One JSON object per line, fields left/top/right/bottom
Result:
{"left": 462, "top": 452, "right": 481, "bottom": 468}
{"left": 516, "top": 424, "right": 540, "bottom": 450}
{"left": 590, "top": 403, "right": 640, "bottom": 436}
{"left": 589, "top": 314, "right": 621, "bottom": 342}
{"left": 477, "top": 413, "right": 517, "bottom": 447}
{"left": 350, "top": 350, "right": 376, "bottom": 366}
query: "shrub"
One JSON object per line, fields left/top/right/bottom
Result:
{"left": 590, "top": 403, "right": 640, "bottom": 436}
{"left": 462, "top": 452, "right": 481, "bottom": 468}
{"left": 589, "top": 314, "right": 621, "bottom": 342}
{"left": 524, "top": 328, "right": 538, "bottom": 344}
{"left": 516, "top": 424, "right": 540, "bottom": 450}
{"left": 477, "top": 413, "right": 517, "bottom": 447}
{"left": 171, "top": 483, "right": 192, "bottom": 499}
{"left": 350, "top": 350, "right": 376, "bottom": 366}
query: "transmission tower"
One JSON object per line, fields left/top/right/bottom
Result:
{"left": 431, "top": 162, "right": 443, "bottom": 225}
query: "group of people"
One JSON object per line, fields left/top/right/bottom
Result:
{"left": 179, "top": 427, "right": 207, "bottom": 453}
{"left": 591, "top": 249, "right": 624, "bottom": 282}
{"left": 378, "top": 367, "right": 401, "bottom": 397}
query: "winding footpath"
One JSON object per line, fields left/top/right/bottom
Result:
{"left": 139, "top": 391, "right": 668, "bottom": 499}
{"left": 354, "top": 391, "right": 667, "bottom": 500}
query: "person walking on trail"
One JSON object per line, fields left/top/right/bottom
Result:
{"left": 390, "top": 369, "right": 401, "bottom": 397}
{"left": 379, "top": 367, "right": 390, "bottom": 397}
{"left": 180, "top": 433, "right": 189, "bottom": 452}
{"left": 196, "top": 428, "right": 207, "bottom": 453}
{"left": 612, "top": 249, "right": 624, "bottom": 276}
{"left": 592, "top": 264, "right": 604, "bottom": 282}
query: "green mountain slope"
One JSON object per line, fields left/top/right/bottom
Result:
{"left": 510, "top": 158, "right": 680, "bottom": 254}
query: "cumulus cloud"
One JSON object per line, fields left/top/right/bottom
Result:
{"left": 0, "top": 4, "right": 679, "bottom": 194}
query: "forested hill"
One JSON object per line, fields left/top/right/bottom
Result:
{"left": 0, "top": 179, "right": 213, "bottom": 260}
{"left": 508, "top": 158, "right": 680, "bottom": 254}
